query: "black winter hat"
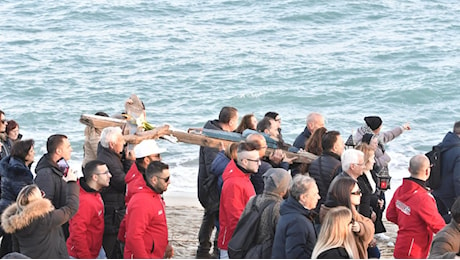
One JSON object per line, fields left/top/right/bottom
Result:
{"left": 364, "top": 116, "right": 382, "bottom": 130}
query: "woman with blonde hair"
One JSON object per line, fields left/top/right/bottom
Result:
{"left": 320, "top": 177, "right": 374, "bottom": 258}
{"left": 1, "top": 170, "right": 79, "bottom": 258}
{"left": 312, "top": 206, "right": 358, "bottom": 259}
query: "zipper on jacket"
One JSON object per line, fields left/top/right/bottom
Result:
{"left": 150, "top": 241, "right": 155, "bottom": 254}
{"left": 408, "top": 238, "right": 414, "bottom": 256}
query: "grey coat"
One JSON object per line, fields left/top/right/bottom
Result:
{"left": 429, "top": 220, "right": 460, "bottom": 259}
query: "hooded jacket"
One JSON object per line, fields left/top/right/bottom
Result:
{"left": 67, "top": 179, "right": 105, "bottom": 259}
{"left": 217, "top": 159, "right": 255, "bottom": 250}
{"left": 387, "top": 178, "right": 445, "bottom": 258}
{"left": 272, "top": 196, "right": 317, "bottom": 259}
{"left": 117, "top": 162, "right": 145, "bottom": 243}
{"left": 432, "top": 132, "right": 460, "bottom": 201}
{"left": 198, "top": 119, "right": 223, "bottom": 211}
{"left": 0, "top": 156, "right": 34, "bottom": 214}
{"left": 34, "top": 153, "right": 67, "bottom": 210}
{"left": 123, "top": 176, "right": 168, "bottom": 259}
{"left": 354, "top": 124, "right": 404, "bottom": 170}
{"left": 1, "top": 181, "right": 79, "bottom": 259}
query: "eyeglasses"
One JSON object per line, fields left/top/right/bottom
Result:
{"left": 157, "top": 176, "right": 170, "bottom": 182}
{"left": 246, "top": 158, "right": 261, "bottom": 163}
{"left": 95, "top": 170, "right": 110, "bottom": 175}
{"left": 351, "top": 189, "right": 362, "bottom": 195}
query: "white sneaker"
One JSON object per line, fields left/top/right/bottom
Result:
{"left": 375, "top": 233, "right": 391, "bottom": 241}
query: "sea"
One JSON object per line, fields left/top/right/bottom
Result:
{"left": 1, "top": 0, "right": 459, "bottom": 197}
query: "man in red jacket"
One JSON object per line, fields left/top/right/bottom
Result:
{"left": 218, "top": 142, "right": 260, "bottom": 259}
{"left": 124, "top": 161, "right": 174, "bottom": 259}
{"left": 387, "top": 154, "right": 445, "bottom": 259}
{"left": 67, "top": 160, "right": 112, "bottom": 259}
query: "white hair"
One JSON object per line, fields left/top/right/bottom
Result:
{"left": 100, "top": 127, "right": 122, "bottom": 148}
{"left": 341, "top": 149, "right": 364, "bottom": 172}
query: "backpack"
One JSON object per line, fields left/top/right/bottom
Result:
{"left": 425, "top": 143, "right": 460, "bottom": 189}
{"left": 228, "top": 196, "right": 274, "bottom": 259}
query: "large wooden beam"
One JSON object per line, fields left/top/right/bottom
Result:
{"left": 79, "top": 114, "right": 317, "bottom": 164}
{"left": 168, "top": 130, "right": 317, "bottom": 164}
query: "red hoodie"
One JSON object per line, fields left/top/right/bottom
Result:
{"left": 67, "top": 181, "right": 104, "bottom": 259}
{"left": 217, "top": 160, "right": 255, "bottom": 250}
{"left": 387, "top": 178, "right": 445, "bottom": 259}
{"left": 123, "top": 176, "right": 168, "bottom": 259}
{"left": 117, "top": 163, "right": 144, "bottom": 242}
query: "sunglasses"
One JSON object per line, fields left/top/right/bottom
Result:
{"left": 350, "top": 189, "right": 362, "bottom": 195}
{"left": 157, "top": 176, "right": 170, "bottom": 182}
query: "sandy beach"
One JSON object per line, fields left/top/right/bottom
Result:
{"left": 163, "top": 191, "right": 398, "bottom": 259}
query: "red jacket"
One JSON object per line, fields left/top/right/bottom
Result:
{"left": 217, "top": 160, "right": 255, "bottom": 250}
{"left": 123, "top": 178, "right": 168, "bottom": 259}
{"left": 117, "top": 163, "right": 144, "bottom": 242}
{"left": 67, "top": 181, "right": 104, "bottom": 259}
{"left": 386, "top": 178, "right": 445, "bottom": 259}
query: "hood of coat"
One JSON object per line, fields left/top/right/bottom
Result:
{"left": 203, "top": 119, "right": 223, "bottom": 131}
{"left": 1, "top": 198, "right": 54, "bottom": 234}
{"left": 442, "top": 132, "right": 460, "bottom": 147}
{"left": 35, "top": 153, "right": 63, "bottom": 177}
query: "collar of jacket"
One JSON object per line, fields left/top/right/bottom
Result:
{"left": 322, "top": 151, "right": 341, "bottom": 160}
{"left": 235, "top": 161, "right": 253, "bottom": 175}
{"left": 135, "top": 161, "right": 146, "bottom": 174}
{"left": 405, "top": 177, "right": 427, "bottom": 190}
{"left": 79, "top": 178, "right": 99, "bottom": 193}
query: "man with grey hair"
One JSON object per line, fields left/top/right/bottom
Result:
{"left": 433, "top": 121, "right": 460, "bottom": 222}
{"left": 272, "top": 175, "right": 320, "bottom": 258}
{"left": 387, "top": 154, "right": 445, "bottom": 259}
{"left": 238, "top": 168, "right": 292, "bottom": 258}
{"left": 293, "top": 112, "right": 325, "bottom": 150}
{"left": 97, "top": 126, "right": 134, "bottom": 258}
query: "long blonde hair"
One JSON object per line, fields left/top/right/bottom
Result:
{"left": 312, "top": 206, "right": 358, "bottom": 259}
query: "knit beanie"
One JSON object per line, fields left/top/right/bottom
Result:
{"left": 263, "top": 168, "right": 292, "bottom": 194}
{"left": 364, "top": 116, "right": 382, "bottom": 131}
{"left": 361, "top": 133, "right": 374, "bottom": 145}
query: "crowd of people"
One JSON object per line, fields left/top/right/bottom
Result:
{"left": 1, "top": 105, "right": 460, "bottom": 259}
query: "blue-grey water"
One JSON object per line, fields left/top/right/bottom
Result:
{"left": 1, "top": 0, "right": 459, "bottom": 194}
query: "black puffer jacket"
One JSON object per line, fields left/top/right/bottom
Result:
{"left": 308, "top": 151, "right": 342, "bottom": 211}
{"left": 0, "top": 156, "right": 34, "bottom": 214}
{"left": 197, "top": 120, "right": 222, "bottom": 211}
{"left": 97, "top": 142, "right": 128, "bottom": 234}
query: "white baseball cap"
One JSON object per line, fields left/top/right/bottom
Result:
{"left": 134, "top": 139, "right": 166, "bottom": 158}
